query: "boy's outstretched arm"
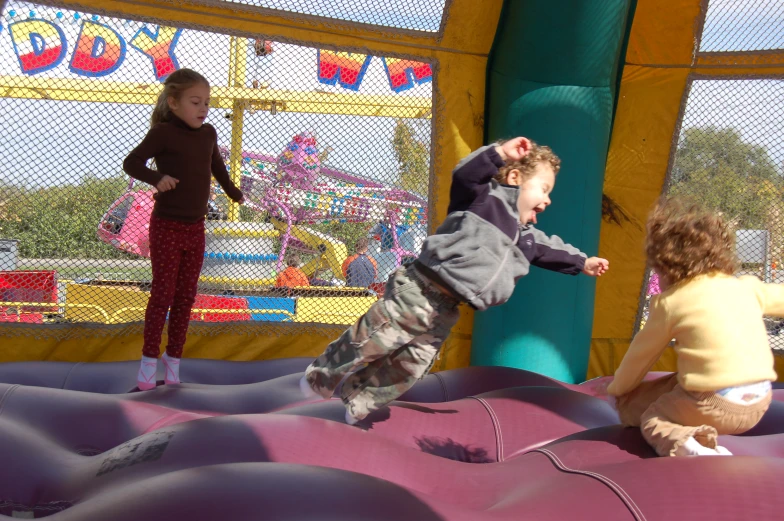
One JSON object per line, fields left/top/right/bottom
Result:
{"left": 525, "top": 226, "right": 588, "bottom": 275}
{"left": 448, "top": 137, "right": 532, "bottom": 213}
{"left": 524, "top": 227, "right": 609, "bottom": 277}
{"left": 582, "top": 257, "right": 610, "bottom": 277}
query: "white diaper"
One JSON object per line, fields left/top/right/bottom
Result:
{"left": 716, "top": 381, "right": 772, "bottom": 405}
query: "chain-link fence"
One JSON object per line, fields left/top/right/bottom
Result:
{"left": 699, "top": 0, "right": 784, "bottom": 52}
{"left": 638, "top": 77, "right": 784, "bottom": 348}
{"left": 0, "top": 1, "right": 434, "bottom": 336}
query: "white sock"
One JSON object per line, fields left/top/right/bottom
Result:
{"left": 674, "top": 436, "right": 722, "bottom": 456}
{"left": 715, "top": 445, "right": 733, "bottom": 455}
{"left": 299, "top": 375, "right": 322, "bottom": 400}
{"left": 161, "top": 353, "right": 181, "bottom": 384}
{"left": 137, "top": 356, "right": 158, "bottom": 387}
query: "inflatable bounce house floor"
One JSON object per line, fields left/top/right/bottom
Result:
{"left": 1, "top": 358, "right": 784, "bottom": 520}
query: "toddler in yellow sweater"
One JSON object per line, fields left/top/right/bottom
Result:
{"left": 606, "top": 197, "right": 783, "bottom": 457}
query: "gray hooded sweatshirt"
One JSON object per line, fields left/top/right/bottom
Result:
{"left": 415, "top": 145, "right": 587, "bottom": 311}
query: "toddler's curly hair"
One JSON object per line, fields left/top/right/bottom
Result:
{"left": 646, "top": 197, "right": 739, "bottom": 285}
{"left": 493, "top": 140, "right": 561, "bottom": 184}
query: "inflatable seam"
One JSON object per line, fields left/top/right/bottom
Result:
{"left": 534, "top": 448, "right": 647, "bottom": 521}
{"left": 0, "top": 384, "right": 19, "bottom": 418}
{"left": 433, "top": 372, "right": 449, "bottom": 401}
{"left": 469, "top": 396, "right": 504, "bottom": 462}
{"left": 62, "top": 362, "right": 83, "bottom": 390}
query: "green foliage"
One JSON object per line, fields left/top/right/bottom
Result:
{"left": 670, "top": 126, "right": 782, "bottom": 230}
{"left": 392, "top": 119, "right": 430, "bottom": 197}
{"left": 0, "top": 174, "right": 129, "bottom": 259}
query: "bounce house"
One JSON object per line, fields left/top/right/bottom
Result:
{"left": 1, "top": 0, "right": 784, "bottom": 518}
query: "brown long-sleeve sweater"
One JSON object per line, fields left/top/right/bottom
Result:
{"left": 123, "top": 114, "right": 243, "bottom": 222}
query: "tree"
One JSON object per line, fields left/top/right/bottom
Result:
{"left": 669, "top": 126, "right": 782, "bottom": 230}
{"left": 392, "top": 119, "right": 430, "bottom": 196}
{"left": 0, "top": 174, "right": 129, "bottom": 259}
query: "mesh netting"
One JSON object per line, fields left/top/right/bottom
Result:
{"left": 700, "top": 0, "right": 784, "bottom": 52}
{"left": 638, "top": 78, "right": 784, "bottom": 349}
{"left": 166, "top": 0, "right": 448, "bottom": 33}
{"left": 0, "top": 1, "right": 434, "bottom": 338}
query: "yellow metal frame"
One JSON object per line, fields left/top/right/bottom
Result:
{"left": 227, "top": 35, "right": 246, "bottom": 221}
{"left": 0, "top": 75, "right": 433, "bottom": 117}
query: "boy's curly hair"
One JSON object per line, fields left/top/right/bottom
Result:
{"left": 493, "top": 140, "right": 561, "bottom": 184}
{"left": 646, "top": 197, "right": 739, "bottom": 286}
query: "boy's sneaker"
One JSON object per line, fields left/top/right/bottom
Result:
{"left": 299, "top": 374, "right": 323, "bottom": 400}
{"left": 344, "top": 409, "right": 359, "bottom": 426}
{"left": 162, "top": 353, "right": 181, "bottom": 385}
{"left": 344, "top": 400, "right": 369, "bottom": 426}
{"left": 137, "top": 356, "right": 158, "bottom": 390}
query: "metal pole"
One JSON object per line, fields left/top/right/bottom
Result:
{"left": 227, "top": 36, "right": 246, "bottom": 222}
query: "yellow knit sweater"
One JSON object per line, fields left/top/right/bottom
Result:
{"left": 607, "top": 273, "right": 782, "bottom": 396}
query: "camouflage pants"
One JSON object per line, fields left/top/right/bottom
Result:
{"left": 305, "top": 264, "right": 460, "bottom": 420}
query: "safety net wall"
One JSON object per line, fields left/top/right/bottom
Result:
{"left": 0, "top": 0, "right": 434, "bottom": 339}
{"left": 634, "top": 0, "right": 784, "bottom": 348}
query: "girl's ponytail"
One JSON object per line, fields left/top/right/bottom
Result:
{"left": 150, "top": 92, "right": 170, "bottom": 127}
{"left": 149, "top": 68, "right": 210, "bottom": 128}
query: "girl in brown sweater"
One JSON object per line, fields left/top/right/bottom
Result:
{"left": 124, "top": 69, "right": 244, "bottom": 390}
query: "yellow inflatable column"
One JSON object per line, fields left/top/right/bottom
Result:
{"left": 589, "top": 0, "right": 703, "bottom": 378}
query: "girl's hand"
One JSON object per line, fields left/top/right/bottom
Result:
{"left": 593, "top": 380, "right": 610, "bottom": 396}
{"left": 156, "top": 175, "right": 178, "bottom": 192}
{"left": 592, "top": 379, "right": 618, "bottom": 408}
{"left": 495, "top": 137, "right": 533, "bottom": 162}
{"left": 583, "top": 257, "right": 609, "bottom": 277}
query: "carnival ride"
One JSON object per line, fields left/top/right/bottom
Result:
{"left": 93, "top": 130, "right": 428, "bottom": 324}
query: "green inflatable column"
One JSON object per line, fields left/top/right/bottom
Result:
{"left": 471, "top": 0, "right": 635, "bottom": 383}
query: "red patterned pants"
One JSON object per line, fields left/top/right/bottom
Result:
{"left": 142, "top": 215, "right": 205, "bottom": 358}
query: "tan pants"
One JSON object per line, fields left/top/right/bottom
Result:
{"left": 615, "top": 373, "right": 772, "bottom": 457}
